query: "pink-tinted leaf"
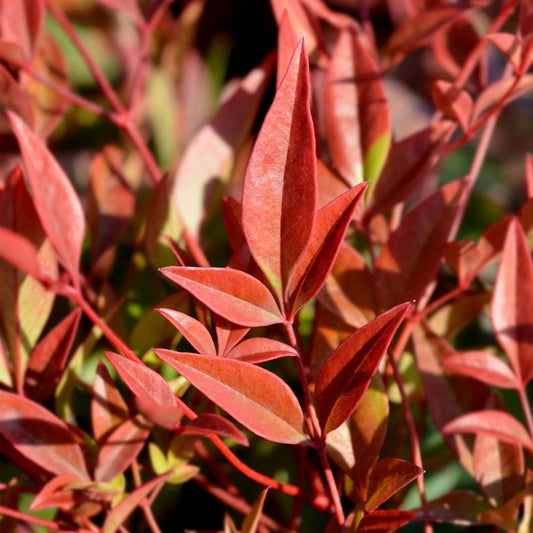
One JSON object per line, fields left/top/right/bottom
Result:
{"left": 416, "top": 491, "right": 488, "bottom": 524}
{"left": 486, "top": 33, "right": 522, "bottom": 72}
{"left": 365, "top": 458, "right": 423, "bottom": 512}
{"left": 0, "top": 64, "right": 34, "bottom": 127}
{"left": 357, "top": 509, "right": 415, "bottom": 532}
{"left": 95, "top": 415, "right": 151, "bottom": 482}
{"left": 315, "top": 302, "right": 410, "bottom": 435}
{"left": 276, "top": 10, "right": 300, "bottom": 89}
{"left": 161, "top": 267, "right": 283, "bottom": 327}
{"left": 374, "top": 177, "right": 468, "bottom": 310}
{"left": 102, "top": 473, "right": 171, "bottom": 533}
{"left": 369, "top": 121, "right": 451, "bottom": 214}
{"left": 0, "top": 390, "right": 89, "bottom": 479}
{"left": 491, "top": 218, "right": 533, "bottom": 385}
{"left": 526, "top": 153, "right": 533, "bottom": 198}
{"left": 24, "top": 308, "right": 81, "bottom": 402}
{"left": 0, "top": 0, "right": 45, "bottom": 58}
{"left": 154, "top": 349, "right": 305, "bottom": 444}
{"left": 181, "top": 413, "right": 249, "bottom": 446}
{"left": 225, "top": 337, "right": 297, "bottom": 363}
{"left": 242, "top": 39, "right": 317, "bottom": 301}
{"left": 287, "top": 183, "right": 367, "bottom": 316}
{"left": 7, "top": 111, "right": 85, "bottom": 279}
{"left": 29, "top": 474, "right": 81, "bottom": 511}
{"left": 91, "top": 361, "right": 129, "bottom": 442}
{"left": 442, "top": 351, "right": 519, "bottom": 389}
{"left": 157, "top": 307, "right": 216, "bottom": 355}
{"left": 324, "top": 28, "right": 391, "bottom": 186}
{"left": 214, "top": 314, "right": 250, "bottom": 357}
{"left": 443, "top": 410, "right": 533, "bottom": 452}
{"left": 432, "top": 80, "right": 473, "bottom": 132}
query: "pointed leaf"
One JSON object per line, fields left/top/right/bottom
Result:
{"left": 357, "top": 509, "right": 415, "bottom": 532}
{"left": 324, "top": 28, "right": 390, "bottom": 186}
{"left": 214, "top": 314, "right": 250, "bottom": 356}
{"left": 374, "top": 177, "right": 468, "bottom": 310}
{"left": 314, "top": 303, "right": 410, "bottom": 435}
{"left": 242, "top": 487, "right": 270, "bottom": 533}
{"left": 442, "top": 410, "right": 533, "bottom": 452}
{"left": 365, "top": 458, "right": 423, "bottom": 512}
{"left": 24, "top": 308, "right": 81, "bottom": 402}
{"left": 29, "top": 474, "right": 81, "bottom": 511}
{"left": 487, "top": 33, "right": 522, "bottom": 72}
{"left": 416, "top": 491, "right": 488, "bottom": 525}
{"left": 157, "top": 307, "right": 216, "bottom": 355}
{"left": 7, "top": 111, "right": 85, "bottom": 279}
{"left": 181, "top": 413, "right": 249, "bottom": 446}
{"left": 0, "top": 390, "right": 89, "bottom": 479}
{"left": 155, "top": 349, "right": 305, "bottom": 444}
{"left": 242, "top": 39, "right": 317, "bottom": 300}
{"left": 287, "top": 183, "right": 367, "bottom": 315}
{"left": 432, "top": 80, "right": 473, "bottom": 132}
{"left": 226, "top": 337, "right": 297, "bottom": 363}
{"left": 161, "top": 267, "right": 283, "bottom": 327}
{"left": 491, "top": 218, "right": 533, "bottom": 384}
{"left": 442, "top": 351, "right": 519, "bottom": 389}
{"left": 95, "top": 415, "right": 151, "bottom": 482}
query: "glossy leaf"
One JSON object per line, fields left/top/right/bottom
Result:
{"left": 442, "top": 410, "right": 533, "bottom": 452}
{"left": 7, "top": 111, "right": 85, "bottom": 280}
{"left": 225, "top": 337, "right": 297, "bottom": 363}
{"left": 357, "top": 509, "right": 415, "bottom": 532}
{"left": 431, "top": 80, "right": 473, "bottom": 132}
{"left": 242, "top": 39, "right": 317, "bottom": 301}
{"left": 25, "top": 308, "right": 81, "bottom": 402}
{"left": 161, "top": 267, "right": 283, "bottom": 327}
{"left": 155, "top": 349, "right": 306, "bottom": 444}
{"left": 314, "top": 302, "right": 410, "bottom": 435}
{"left": 324, "top": 28, "right": 390, "bottom": 186}
{"left": 374, "top": 177, "right": 468, "bottom": 310}
{"left": 365, "top": 458, "right": 423, "bottom": 512}
{"left": 0, "top": 390, "right": 89, "bottom": 479}
{"left": 180, "top": 413, "right": 249, "bottom": 446}
{"left": 491, "top": 218, "right": 533, "bottom": 384}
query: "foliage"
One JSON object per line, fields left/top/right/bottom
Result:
{"left": 0, "top": 0, "right": 532, "bottom": 531}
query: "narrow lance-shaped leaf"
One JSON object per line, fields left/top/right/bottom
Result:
{"left": 161, "top": 267, "right": 284, "bottom": 327}
{"left": 7, "top": 111, "right": 85, "bottom": 281}
{"left": 357, "top": 510, "right": 415, "bottom": 533}
{"left": 181, "top": 413, "right": 249, "bottom": 447}
{"left": 314, "top": 302, "right": 411, "bottom": 435}
{"left": 491, "top": 218, "right": 533, "bottom": 385}
{"left": 225, "top": 337, "right": 297, "bottom": 363}
{"left": 155, "top": 349, "right": 306, "bottom": 444}
{"left": 242, "top": 39, "right": 317, "bottom": 302}
{"left": 431, "top": 80, "right": 473, "bottom": 133}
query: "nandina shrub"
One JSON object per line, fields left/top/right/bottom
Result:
{"left": 0, "top": 0, "right": 532, "bottom": 531}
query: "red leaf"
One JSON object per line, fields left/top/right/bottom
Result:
{"left": 0, "top": 390, "right": 89, "bottom": 479}
{"left": 157, "top": 307, "right": 216, "bottom": 355}
{"left": 287, "top": 183, "right": 367, "bottom": 316}
{"left": 357, "top": 509, "right": 415, "bottom": 532}
{"left": 442, "top": 351, "right": 519, "bottom": 389}
{"left": 276, "top": 10, "right": 300, "bottom": 89}
{"left": 314, "top": 302, "right": 410, "bottom": 435}
{"left": 416, "top": 491, "right": 488, "bottom": 524}
{"left": 94, "top": 415, "right": 151, "bottom": 482}
{"left": 432, "top": 80, "right": 473, "bottom": 132}
{"left": 491, "top": 218, "right": 533, "bottom": 385}
{"left": 374, "top": 177, "right": 468, "bottom": 310}
{"left": 242, "top": 39, "right": 317, "bottom": 302}
{"left": 442, "top": 410, "right": 533, "bottom": 452}
{"left": 0, "top": 64, "right": 35, "bottom": 127}
{"left": 365, "top": 458, "right": 423, "bottom": 511}
{"left": 154, "top": 349, "right": 306, "bottom": 444}
{"left": 486, "top": 33, "right": 522, "bottom": 72}
{"left": 0, "top": 0, "right": 45, "bottom": 58}
{"left": 324, "top": 28, "right": 391, "bottom": 186}
{"left": 181, "top": 413, "right": 249, "bottom": 446}
{"left": 214, "top": 314, "right": 250, "bottom": 356}
{"left": 160, "top": 267, "right": 284, "bottom": 327}
{"left": 91, "top": 361, "right": 129, "bottom": 442}
{"left": 30, "top": 474, "right": 81, "bottom": 511}
{"left": 24, "top": 308, "right": 81, "bottom": 402}
{"left": 225, "top": 337, "right": 297, "bottom": 363}
{"left": 7, "top": 111, "right": 85, "bottom": 280}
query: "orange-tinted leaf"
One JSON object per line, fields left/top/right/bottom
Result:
{"left": 242, "top": 40, "right": 317, "bottom": 301}
{"left": 491, "top": 219, "right": 533, "bottom": 384}
{"left": 365, "top": 458, "right": 423, "bottom": 512}
{"left": 91, "top": 361, "right": 129, "bottom": 442}
{"left": 276, "top": 10, "right": 300, "bottom": 89}
{"left": 155, "top": 349, "right": 306, "bottom": 444}
{"left": 94, "top": 415, "right": 151, "bottom": 482}
{"left": 442, "top": 410, "right": 533, "bottom": 452}
{"left": 357, "top": 509, "right": 415, "bottom": 532}
{"left": 214, "top": 314, "right": 250, "bottom": 357}
{"left": 324, "top": 28, "right": 390, "bottom": 186}
{"left": 181, "top": 413, "right": 249, "bottom": 446}
{"left": 242, "top": 487, "right": 269, "bottom": 533}
{"left": 161, "top": 267, "right": 283, "bottom": 327}
{"left": 29, "top": 474, "right": 81, "bottom": 511}
{"left": 374, "top": 177, "right": 468, "bottom": 310}
{"left": 314, "top": 303, "right": 410, "bottom": 435}
{"left": 432, "top": 80, "right": 473, "bottom": 132}
{"left": 7, "top": 111, "right": 85, "bottom": 280}
{"left": 157, "top": 308, "right": 216, "bottom": 356}
{"left": 225, "top": 337, "right": 297, "bottom": 363}
{"left": 25, "top": 308, "right": 81, "bottom": 402}
{"left": 0, "top": 390, "right": 89, "bottom": 479}
{"left": 442, "top": 351, "right": 519, "bottom": 389}
{"left": 287, "top": 183, "right": 367, "bottom": 316}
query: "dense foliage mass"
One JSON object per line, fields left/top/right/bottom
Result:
{"left": 0, "top": 0, "right": 532, "bottom": 531}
